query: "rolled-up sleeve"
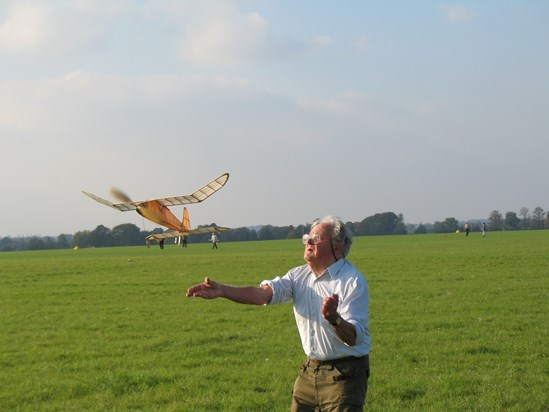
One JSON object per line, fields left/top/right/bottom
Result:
{"left": 261, "top": 270, "right": 297, "bottom": 305}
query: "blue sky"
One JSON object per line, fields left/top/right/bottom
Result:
{"left": 1, "top": 1, "right": 548, "bottom": 237}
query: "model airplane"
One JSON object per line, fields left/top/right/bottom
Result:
{"left": 82, "top": 173, "right": 230, "bottom": 240}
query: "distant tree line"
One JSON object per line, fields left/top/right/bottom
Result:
{"left": 0, "top": 233, "right": 72, "bottom": 252}
{"left": 413, "top": 206, "right": 548, "bottom": 234}
{"left": 2, "top": 207, "right": 548, "bottom": 251}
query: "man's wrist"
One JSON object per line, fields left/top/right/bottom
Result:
{"left": 330, "top": 315, "right": 342, "bottom": 326}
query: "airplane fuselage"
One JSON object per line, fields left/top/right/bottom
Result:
{"left": 136, "top": 201, "right": 182, "bottom": 232}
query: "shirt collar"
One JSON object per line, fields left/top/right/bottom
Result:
{"left": 313, "top": 258, "right": 345, "bottom": 280}
{"left": 328, "top": 258, "right": 346, "bottom": 278}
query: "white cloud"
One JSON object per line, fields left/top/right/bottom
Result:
{"left": 0, "top": 70, "right": 297, "bottom": 153}
{"left": 0, "top": 1, "right": 307, "bottom": 66}
{"left": 0, "top": 3, "right": 52, "bottom": 53}
{"left": 440, "top": 4, "right": 476, "bottom": 22}
{"left": 177, "top": 11, "right": 269, "bottom": 65}
{"left": 175, "top": 5, "right": 306, "bottom": 65}
{"left": 0, "top": 1, "right": 130, "bottom": 56}
{"left": 313, "top": 36, "right": 334, "bottom": 47}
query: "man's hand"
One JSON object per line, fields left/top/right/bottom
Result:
{"left": 322, "top": 293, "right": 357, "bottom": 345}
{"left": 322, "top": 293, "right": 340, "bottom": 324}
{"left": 186, "top": 277, "right": 223, "bottom": 299}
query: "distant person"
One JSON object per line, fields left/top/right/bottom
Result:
{"left": 187, "top": 216, "right": 371, "bottom": 411}
{"left": 182, "top": 236, "right": 188, "bottom": 248}
{"left": 159, "top": 239, "right": 164, "bottom": 249}
{"left": 482, "top": 222, "right": 487, "bottom": 237}
{"left": 210, "top": 233, "right": 218, "bottom": 249}
{"left": 464, "top": 223, "right": 470, "bottom": 237}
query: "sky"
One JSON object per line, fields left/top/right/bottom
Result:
{"left": 1, "top": 0, "right": 548, "bottom": 237}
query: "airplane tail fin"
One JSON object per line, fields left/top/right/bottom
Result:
{"left": 182, "top": 207, "right": 190, "bottom": 231}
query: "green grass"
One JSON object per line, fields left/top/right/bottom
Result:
{"left": 0, "top": 231, "right": 548, "bottom": 411}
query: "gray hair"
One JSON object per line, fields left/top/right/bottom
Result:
{"left": 311, "top": 216, "right": 353, "bottom": 257}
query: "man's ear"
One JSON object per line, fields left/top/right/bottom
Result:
{"left": 333, "top": 241, "right": 345, "bottom": 259}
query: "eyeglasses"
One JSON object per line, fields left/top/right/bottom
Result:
{"left": 302, "top": 234, "right": 325, "bottom": 245}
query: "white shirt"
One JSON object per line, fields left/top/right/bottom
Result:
{"left": 261, "top": 258, "right": 371, "bottom": 360}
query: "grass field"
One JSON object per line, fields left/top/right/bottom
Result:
{"left": 1, "top": 231, "right": 548, "bottom": 411}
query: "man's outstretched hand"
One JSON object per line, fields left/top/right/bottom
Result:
{"left": 186, "top": 277, "right": 222, "bottom": 299}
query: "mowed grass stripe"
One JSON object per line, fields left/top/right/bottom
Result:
{"left": 0, "top": 231, "right": 547, "bottom": 411}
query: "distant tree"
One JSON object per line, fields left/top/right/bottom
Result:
{"left": 72, "top": 230, "right": 91, "bottom": 248}
{"left": 258, "top": 225, "right": 274, "bottom": 240}
{"left": 394, "top": 213, "right": 407, "bottom": 235}
{"left": 504, "top": 212, "right": 521, "bottom": 231}
{"left": 345, "top": 222, "right": 354, "bottom": 236}
{"left": 57, "top": 234, "right": 70, "bottom": 249}
{"left": 545, "top": 211, "right": 549, "bottom": 229}
{"left": 433, "top": 217, "right": 459, "bottom": 233}
{"left": 43, "top": 236, "right": 58, "bottom": 250}
{"left": 224, "top": 227, "right": 258, "bottom": 242}
{"left": 356, "top": 212, "right": 405, "bottom": 235}
{"left": 432, "top": 221, "right": 444, "bottom": 233}
{"left": 415, "top": 223, "right": 427, "bottom": 234}
{"left": 286, "top": 225, "right": 304, "bottom": 239}
{"left": 89, "top": 225, "right": 113, "bottom": 247}
{"left": 0, "top": 236, "right": 15, "bottom": 251}
{"left": 111, "top": 223, "right": 143, "bottom": 246}
{"left": 404, "top": 224, "right": 414, "bottom": 234}
{"left": 469, "top": 222, "right": 482, "bottom": 232}
{"left": 488, "top": 210, "right": 503, "bottom": 231}
{"left": 272, "top": 225, "right": 293, "bottom": 240}
{"left": 529, "top": 207, "right": 545, "bottom": 230}
{"left": 519, "top": 207, "right": 529, "bottom": 229}
{"left": 27, "top": 237, "right": 46, "bottom": 250}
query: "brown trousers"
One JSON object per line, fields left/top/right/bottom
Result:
{"left": 291, "top": 355, "right": 370, "bottom": 412}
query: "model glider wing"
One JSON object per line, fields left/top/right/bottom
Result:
{"left": 82, "top": 173, "right": 229, "bottom": 212}
{"left": 82, "top": 191, "right": 138, "bottom": 211}
{"left": 151, "top": 173, "right": 229, "bottom": 206}
{"left": 146, "top": 226, "right": 231, "bottom": 241}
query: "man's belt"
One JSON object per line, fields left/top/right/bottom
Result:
{"left": 307, "top": 355, "right": 368, "bottom": 366}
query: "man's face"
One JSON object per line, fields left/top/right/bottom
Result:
{"left": 303, "top": 223, "right": 334, "bottom": 264}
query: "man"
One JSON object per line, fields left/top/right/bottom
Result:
{"left": 187, "top": 216, "right": 371, "bottom": 411}
{"left": 210, "top": 233, "right": 218, "bottom": 249}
